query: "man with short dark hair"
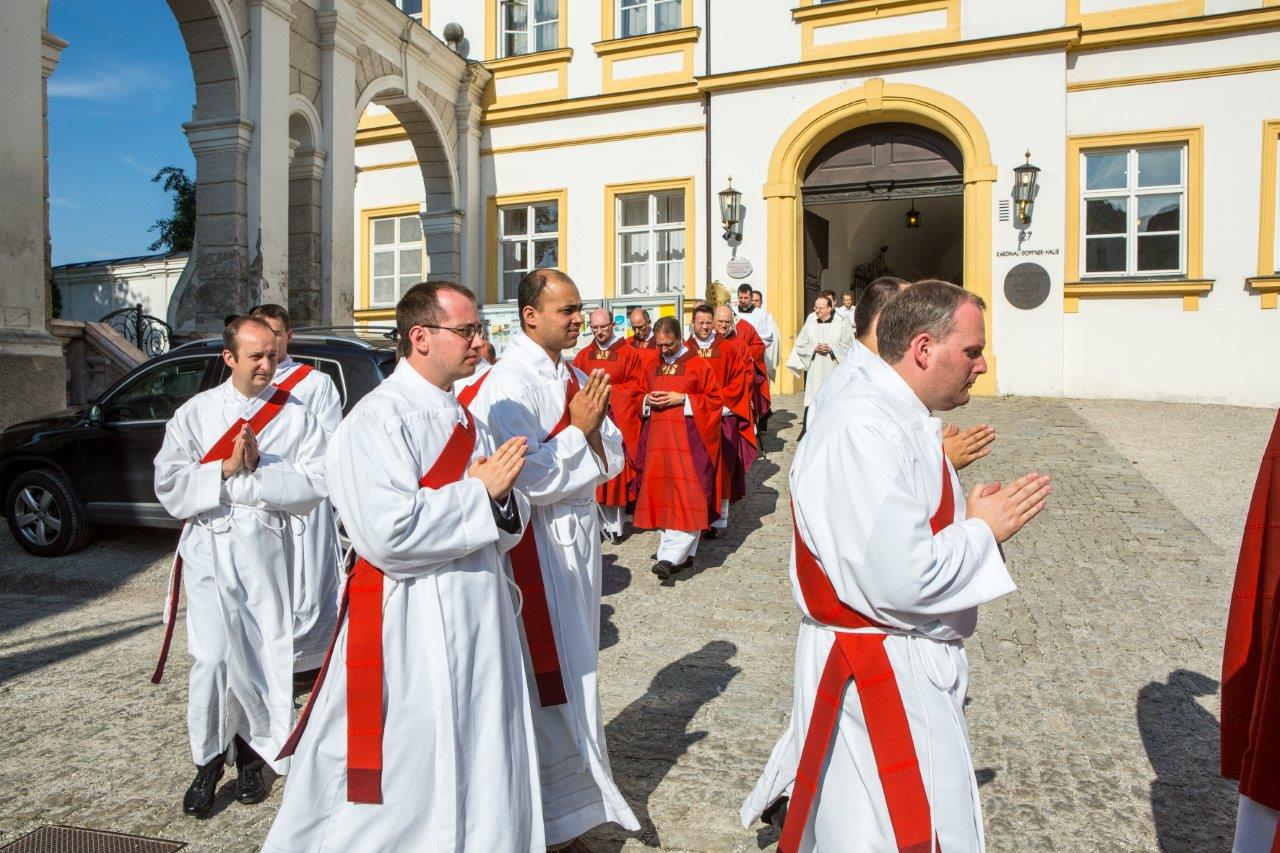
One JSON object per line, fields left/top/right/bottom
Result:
{"left": 744, "top": 280, "right": 1051, "bottom": 851}
{"left": 249, "top": 303, "right": 343, "bottom": 677}
{"left": 265, "top": 280, "right": 542, "bottom": 850}
{"left": 631, "top": 316, "right": 724, "bottom": 578}
{"left": 836, "top": 290, "right": 855, "bottom": 324}
{"left": 153, "top": 315, "right": 328, "bottom": 815}
{"left": 467, "top": 268, "right": 640, "bottom": 847}
{"left": 734, "top": 284, "right": 778, "bottom": 431}
{"left": 688, "top": 303, "right": 752, "bottom": 537}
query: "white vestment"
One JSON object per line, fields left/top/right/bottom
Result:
{"left": 153, "top": 380, "right": 328, "bottom": 770}
{"left": 468, "top": 332, "right": 640, "bottom": 845}
{"left": 786, "top": 316, "right": 856, "bottom": 407}
{"left": 273, "top": 356, "right": 343, "bottom": 671}
{"left": 835, "top": 305, "right": 854, "bottom": 324}
{"left": 735, "top": 306, "right": 779, "bottom": 374}
{"left": 1234, "top": 794, "right": 1280, "bottom": 852}
{"left": 263, "top": 360, "right": 541, "bottom": 852}
{"left": 742, "top": 356, "right": 1015, "bottom": 852}
{"left": 808, "top": 338, "right": 876, "bottom": 417}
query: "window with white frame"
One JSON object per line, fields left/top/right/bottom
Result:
{"left": 369, "top": 214, "right": 424, "bottom": 307}
{"left": 1081, "top": 145, "right": 1186, "bottom": 277}
{"left": 499, "top": 0, "right": 559, "bottom": 57}
{"left": 388, "top": 0, "right": 422, "bottom": 20}
{"left": 616, "top": 190, "right": 685, "bottom": 296}
{"left": 618, "top": 0, "right": 682, "bottom": 38}
{"left": 498, "top": 200, "right": 559, "bottom": 301}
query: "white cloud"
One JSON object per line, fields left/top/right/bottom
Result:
{"left": 48, "top": 62, "right": 168, "bottom": 100}
{"left": 119, "top": 153, "right": 158, "bottom": 177}
{"left": 50, "top": 196, "right": 83, "bottom": 210}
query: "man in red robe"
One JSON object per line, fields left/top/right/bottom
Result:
{"left": 573, "top": 308, "right": 645, "bottom": 543}
{"left": 687, "top": 304, "right": 755, "bottom": 538}
{"left": 726, "top": 308, "right": 772, "bottom": 435}
{"left": 1222, "top": 410, "right": 1280, "bottom": 850}
{"left": 631, "top": 316, "right": 723, "bottom": 581}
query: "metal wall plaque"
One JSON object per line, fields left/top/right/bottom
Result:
{"left": 726, "top": 257, "right": 753, "bottom": 279}
{"left": 1003, "top": 262, "right": 1051, "bottom": 310}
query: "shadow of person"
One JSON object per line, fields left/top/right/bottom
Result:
{"left": 584, "top": 640, "right": 741, "bottom": 850}
{"left": 602, "top": 553, "right": 631, "bottom": 596}
{"left": 599, "top": 603, "right": 619, "bottom": 651}
{"left": 1137, "top": 669, "right": 1238, "bottom": 851}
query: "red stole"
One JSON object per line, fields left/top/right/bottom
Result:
{"left": 1222, "top": 411, "right": 1280, "bottom": 809}
{"left": 780, "top": 454, "right": 955, "bottom": 853}
{"left": 506, "top": 370, "right": 579, "bottom": 707}
{"left": 456, "top": 366, "right": 491, "bottom": 408}
{"left": 150, "top": 365, "right": 313, "bottom": 684}
{"left": 279, "top": 407, "right": 479, "bottom": 805}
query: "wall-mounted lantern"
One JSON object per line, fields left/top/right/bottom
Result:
{"left": 903, "top": 199, "right": 922, "bottom": 229}
{"left": 719, "top": 177, "right": 742, "bottom": 241}
{"left": 1012, "top": 150, "right": 1040, "bottom": 226}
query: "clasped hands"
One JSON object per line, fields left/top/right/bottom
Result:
{"left": 221, "top": 425, "right": 260, "bottom": 479}
{"left": 644, "top": 390, "right": 686, "bottom": 410}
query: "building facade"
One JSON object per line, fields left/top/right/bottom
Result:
{"left": 355, "top": 0, "right": 1280, "bottom": 406}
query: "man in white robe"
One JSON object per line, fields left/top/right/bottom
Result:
{"left": 468, "top": 268, "right": 640, "bottom": 848}
{"left": 787, "top": 294, "right": 855, "bottom": 436}
{"left": 835, "top": 290, "right": 855, "bottom": 324}
{"left": 742, "top": 281, "right": 1052, "bottom": 852}
{"left": 250, "top": 304, "right": 343, "bottom": 675}
{"left": 153, "top": 316, "right": 328, "bottom": 815}
{"left": 264, "top": 282, "right": 541, "bottom": 852}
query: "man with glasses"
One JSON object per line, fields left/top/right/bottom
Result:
{"left": 467, "top": 269, "right": 640, "bottom": 849}
{"left": 264, "top": 281, "right": 541, "bottom": 850}
{"left": 627, "top": 307, "right": 655, "bottom": 351}
{"left": 248, "top": 303, "right": 343, "bottom": 685}
{"left": 573, "top": 308, "right": 645, "bottom": 543}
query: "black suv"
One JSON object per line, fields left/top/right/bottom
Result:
{"left": 1, "top": 332, "right": 396, "bottom": 557}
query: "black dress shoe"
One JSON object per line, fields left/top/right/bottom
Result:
{"left": 183, "top": 755, "right": 225, "bottom": 816}
{"left": 670, "top": 557, "right": 693, "bottom": 574}
{"left": 703, "top": 527, "right": 721, "bottom": 540}
{"left": 652, "top": 560, "right": 673, "bottom": 580}
{"left": 234, "top": 737, "right": 270, "bottom": 805}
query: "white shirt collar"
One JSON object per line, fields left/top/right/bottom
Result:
{"left": 692, "top": 331, "right": 716, "bottom": 349}
{"left": 864, "top": 356, "right": 931, "bottom": 420}
{"left": 661, "top": 344, "right": 688, "bottom": 364}
{"left": 509, "top": 331, "right": 567, "bottom": 379}
{"left": 595, "top": 333, "right": 621, "bottom": 351}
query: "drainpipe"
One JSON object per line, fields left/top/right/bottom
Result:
{"left": 703, "top": 0, "right": 712, "bottom": 292}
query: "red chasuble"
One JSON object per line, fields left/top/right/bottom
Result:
{"left": 1222, "top": 410, "right": 1280, "bottom": 809}
{"left": 687, "top": 334, "right": 759, "bottom": 503}
{"left": 734, "top": 318, "right": 772, "bottom": 420}
{"left": 631, "top": 351, "right": 724, "bottom": 533}
{"left": 572, "top": 338, "right": 644, "bottom": 507}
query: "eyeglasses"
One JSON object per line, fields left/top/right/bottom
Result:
{"left": 589, "top": 324, "right": 614, "bottom": 332}
{"left": 418, "top": 323, "right": 486, "bottom": 341}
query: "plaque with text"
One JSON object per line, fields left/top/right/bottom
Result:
{"left": 1003, "top": 262, "right": 1051, "bottom": 310}
{"left": 726, "top": 257, "right": 753, "bottom": 279}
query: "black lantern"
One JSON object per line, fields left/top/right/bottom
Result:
{"left": 1012, "top": 150, "right": 1040, "bottom": 225}
{"left": 903, "top": 199, "right": 922, "bottom": 229}
{"left": 718, "top": 177, "right": 742, "bottom": 241}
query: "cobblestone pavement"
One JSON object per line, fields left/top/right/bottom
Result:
{"left": 0, "top": 395, "right": 1273, "bottom": 852}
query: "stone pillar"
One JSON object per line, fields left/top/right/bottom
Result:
{"left": 317, "top": 8, "right": 362, "bottom": 326}
{"left": 288, "top": 145, "right": 326, "bottom": 325}
{"left": 0, "top": 7, "right": 69, "bottom": 428}
{"left": 246, "top": 0, "right": 295, "bottom": 307}
{"left": 181, "top": 117, "right": 255, "bottom": 327}
{"left": 419, "top": 209, "right": 464, "bottom": 284}
{"left": 456, "top": 65, "right": 488, "bottom": 299}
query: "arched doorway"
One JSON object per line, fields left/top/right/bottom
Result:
{"left": 801, "top": 123, "right": 964, "bottom": 316}
{"left": 765, "top": 78, "right": 998, "bottom": 395}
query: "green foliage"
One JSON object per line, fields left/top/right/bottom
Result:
{"left": 147, "top": 166, "right": 196, "bottom": 253}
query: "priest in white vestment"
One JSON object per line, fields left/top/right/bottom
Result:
{"left": 264, "top": 282, "right": 541, "bottom": 852}
{"left": 250, "top": 304, "right": 343, "bottom": 673}
{"left": 786, "top": 294, "right": 855, "bottom": 433}
{"left": 468, "top": 269, "right": 640, "bottom": 847}
{"left": 742, "top": 282, "right": 1052, "bottom": 852}
{"left": 154, "top": 317, "right": 328, "bottom": 815}
{"left": 807, "top": 276, "right": 907, "bottom": 418}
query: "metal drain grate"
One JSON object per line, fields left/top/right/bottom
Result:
{"left": 0, "top": 826, "right": 185, "bottom": 853}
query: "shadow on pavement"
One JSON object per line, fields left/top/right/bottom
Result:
{"left": 0, "top": 617, "right": 154, "bottom": 684}
{"left": 587, "top": 640, "right": 741, "bottom": 850}
{"left": 1137, "top": 669, "right": 1237, "bottom": 851}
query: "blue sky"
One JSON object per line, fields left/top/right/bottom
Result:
{"left": 48, "top": 1, "right": 194, "bottom": 265}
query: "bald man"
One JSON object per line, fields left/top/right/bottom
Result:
{"left": 573, "top": 308, "right": 646, "bottom": 542}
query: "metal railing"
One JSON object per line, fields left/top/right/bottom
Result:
{"left": 99, "top": 304, "right": 173, "bottom": 357}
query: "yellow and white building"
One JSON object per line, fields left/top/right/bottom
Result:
{"left": 354, "top": 0, "right": 1280, "bottom": 405}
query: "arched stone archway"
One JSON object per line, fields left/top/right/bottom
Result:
{"left": 355, "top": 72, "right": 463, "bottom": 283}
{"left": 765, "top": 78, "right": 999, "bottom": 394}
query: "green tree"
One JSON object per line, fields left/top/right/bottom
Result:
{"left": 147, "top": 166, "right": 196, "bottom": 253}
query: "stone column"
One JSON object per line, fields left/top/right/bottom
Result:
{"left": 0, "top": 6, "right": 69, "bottom": 428}
{"left": 419, "top": 209, "right": 464, "bottom": 284}
{"left": 317, "top": 8, "right": 363, "bottom": 326}
{"left": 246, "top": 0, "right": 295, "bottom": 307}
{"left": 288, "top": 145, "right": 326, "bottom": 325}
{"left": 456, "top": 64, "right": 489, "bottom": 299}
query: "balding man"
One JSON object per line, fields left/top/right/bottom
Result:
{"left": 467, "top": 269, "right": 640, "bottom": 847}
{"left": 153, "top": 316, "right": 328, "bottom": 815}
{"left": 725, "top": 307, "right": 771, "bottom": 437}
{"left": 744, "top": 281, "right": 1051, "bottom": 851}
{"left": 627, "top": 307, "right": 656, "bottom": 352}
{"left": 573, "top": 308, "right": 646, "bottom": 542}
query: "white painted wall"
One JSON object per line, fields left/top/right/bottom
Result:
{"left": 53, "top": 255, "right": 189, "bottom": 323}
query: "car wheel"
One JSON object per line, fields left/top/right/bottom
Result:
{"left": 5, "top": 469, "right": 92, "bottom": 557}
